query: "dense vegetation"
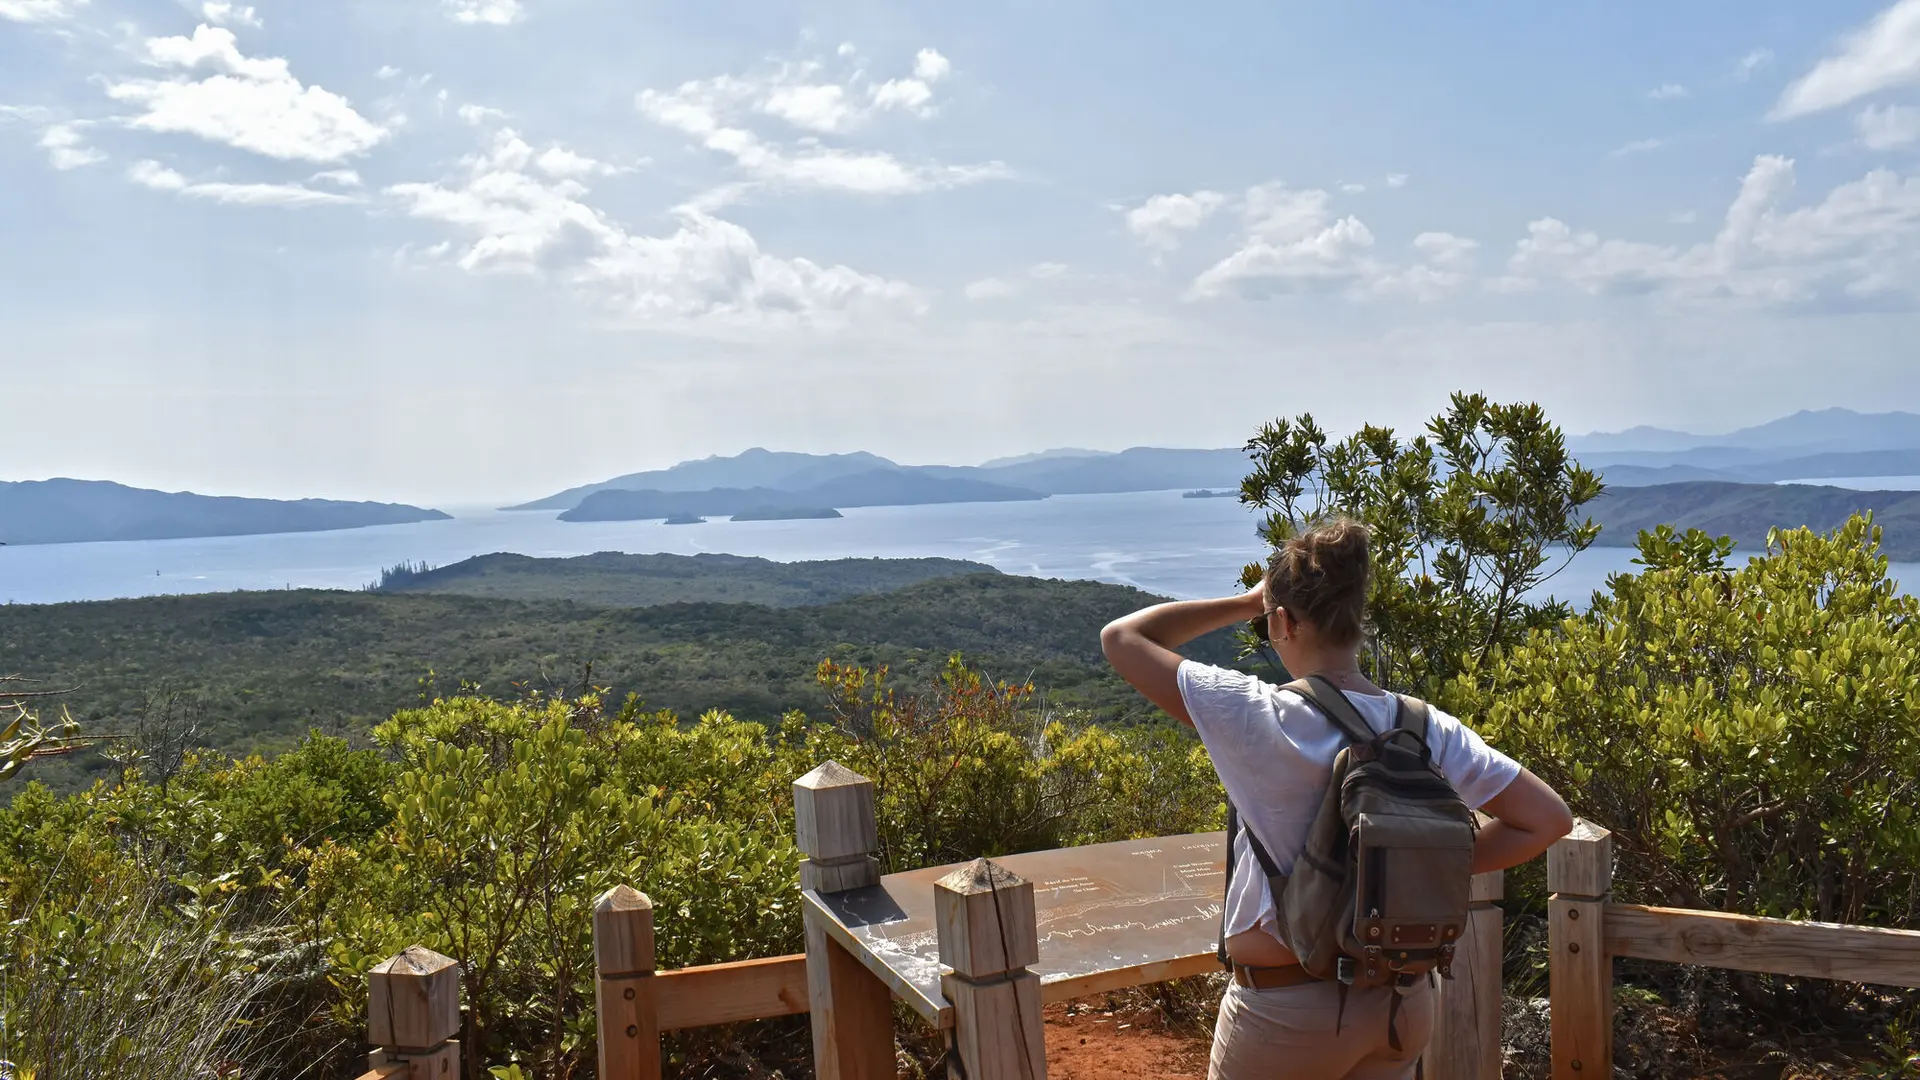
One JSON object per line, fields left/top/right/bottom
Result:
{"left": 6, "top": 397, "right": 1920, "bottom": 1078}
{"left": 0, "top": 573, "right": 1240, "bottom": 790}
{"left": 0, "top": 478, "right": 448, "bottom": 545}
{"left": 1587, "top": 480, "right": 1920, "bottom": 559}
{"left": 0, "top": 662, "right": 1221, "bottom": 1080}
{"left": 370, "top": 552, "right": 994, "bottom": 607}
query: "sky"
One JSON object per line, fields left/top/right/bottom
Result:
{"left": 6, "top": 0, "right": 1920, "bottom": 504}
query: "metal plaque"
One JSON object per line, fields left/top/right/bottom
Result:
{"left": 805, "top": 832, "right": 1227, "bottom": 1026}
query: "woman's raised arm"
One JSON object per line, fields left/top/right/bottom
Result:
{"left": 1099, "top": 586, "right": 1266, "bottom": 725}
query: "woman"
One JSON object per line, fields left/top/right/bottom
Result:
{"left": 1100, "top": 517, "right": 1572, "bottom": 1080}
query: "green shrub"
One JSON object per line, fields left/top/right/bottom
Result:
{"left": 1453, "top": 516, "right": 1920, "bottom": 927}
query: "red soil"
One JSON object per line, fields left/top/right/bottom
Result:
{"left": 1042, "top": 1000, "right": 1214, "bottom": 1080}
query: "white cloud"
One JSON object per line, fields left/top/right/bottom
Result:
{"left": 1385, "top": 173, "right": 1409, "bottom": 188}
{"left": 1737, "top": 48, "right": 1774, "bottom": 80}
{"left": 0, "top": 0, "right": 84, "bottom": 22}
{"left": 1, "top": 107, "right": 105, "bottom": 169}
{"left": 1369, "top": 232, "right": 1481, "bottom": 301}
{"left": 1412, "top": 231, "right": 1479, "bottom": 267}
{"left": 128, "top": 158, "right": 358, "bottom": 206}
{"left": 1028, "top": 261, "right": 1068, "bottom": 279}
{"left": 443, "top": 0, "right": 522, "bottom": 25}
{"left": 1190, "top": 183, "right": 1382, "bottom": 299}
{"left": 387, "top": 128, "right": 920, "bottom": 324}
{"left": 535, "top": 145, "right": 616, "bottom": 179}
{"left": 311, "top": 168, "right": 362, "bottom": 187}
{"left": 1669, "top": 209, "right": 1699, "bottom": 225}
{"left": 1647, "top": 83, "right": 1689, "bottom": 101}
{"left": 1857, "top": 102, "right": 1920, "bottom": 148}
{"left": 1123, "top": 190, "right": 1225, "bottom": 249}
{"left": 106, "top": 26, "right": 388, "bottom": 163}
{"left": 762, "top": 82, "right": 856, "bottom": 133}
{"left": 40, "top": 122, "right": 103, "bottom": 168}
{"left": 1773, "top": 0, "right": 1920, "bottom": 118}
{"left": 458, "top": 103, "right": 509, "bottom": 126}
{"left": 200, "top": 2, "right": 260, "bottom": 27}
{"left": 869, "top": 77, "right": 935, "bottom": 115}
{"left": 1190, "top": 216, "right": 1377, "bottom": 299}
{"left": 964, "top": 277, "right": 1012, "bottom": 300}
{"left": 1506, "top": 154, "right": 1920, "bottom": 306}
{"left": 913, "top": 48, "right": 952, "bottom": 82}
{"left": 637, "top": 52, "right": 1006, "bottom": 197}
{"left": 1613, "top": 137, "right": 1664, "bottom": 156}
{"left": 1340, "top": 182, "right": 1367, "bottom": 194}
{"left": 376, "top": 65, "right": 402, "bottom": 80}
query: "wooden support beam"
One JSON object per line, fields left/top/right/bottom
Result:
{"left": 656, "top": 955, "right": 810, "bottom": 1030}
{"left": 1548, "top": 820, "right": 1613, "bottom": 1080}
{"left": 1428, "top": 869, "right": 1505, "bottom": 1080}
{"left": 797, "top": 762, "right": 896, "bottom": 1080}
{"left": 595, "top": 885, "right": 661, "bottom": 1080}
{"left": 936, "top": 859, "right": 1046, "bottom": 1080}
{"left": 1604, "top": 904, "right": 1920, "bottom": 988}
{"left": 367, "top": 946, "right": 461, "bottom": 1080}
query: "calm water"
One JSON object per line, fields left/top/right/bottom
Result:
{"left": 2, "top": 489, "right": 1913, "bottom": 607}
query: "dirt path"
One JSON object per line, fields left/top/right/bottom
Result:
{"left": 1043, "top": 1000, "right": 1213, "bottom": 1080}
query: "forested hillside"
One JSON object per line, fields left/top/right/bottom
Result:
{"left": 1, "top": 573, "right": 1242, "bottom": 788}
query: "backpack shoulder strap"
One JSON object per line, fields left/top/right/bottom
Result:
{"left": 1218, "top": 798, "right": 1284, "bottom": 967}
{"left": 1394, "top": 694, "right": 1432, "bottom": 742}
{"left": 1284, "top": 674, "right": 1378, "bottom": 746}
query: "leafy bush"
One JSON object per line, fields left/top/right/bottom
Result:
{"left": 1454, "top": 516, "right": 1920, "bottom": 927}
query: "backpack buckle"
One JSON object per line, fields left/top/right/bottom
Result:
{"left": 1436, "top": 942, "right": 1456, "bottom": 980}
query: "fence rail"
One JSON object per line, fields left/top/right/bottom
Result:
{"left": 345, "top": 793, "right": 1918, "bottom": 1080}
{"left": 1546, "top": 818, "right": 1920, "bottom": 1080}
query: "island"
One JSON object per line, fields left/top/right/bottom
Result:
{"left": 663, "top": 513, "right": 706, "bottom": 525}
{"left": 557, "top": 470, "right": 1044, "bottom": 523}
{"left": 730, "top": 507, "right": 842, "bottom": 521}
{"left": 0, "top": 478, "right": 450, "bottom": 546}
{"left": 1182, "top": 489, "right": 1238, "bottom": 499}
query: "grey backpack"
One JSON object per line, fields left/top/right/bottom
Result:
{"left": 1221, "top": 675, "right": 1479, "bottom": 1043}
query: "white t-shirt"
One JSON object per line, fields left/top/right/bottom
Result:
{"left": 1177, "top": 660, "right": 1521, "bottom": 945}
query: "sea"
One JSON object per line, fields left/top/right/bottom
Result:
{"left": 4, "top": 486, "right": 1917, "bottom": 608}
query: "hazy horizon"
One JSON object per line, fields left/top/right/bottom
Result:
{"left": 9, "top": 1, "right": 1920, "bottom": 503}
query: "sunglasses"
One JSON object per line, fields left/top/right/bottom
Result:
{"left": 1250, "top": 606, "right": 1286, "bottom": 644}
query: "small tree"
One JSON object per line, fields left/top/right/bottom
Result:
{"left": 1239, "top": 392, "right": 1603, "bottom": 698}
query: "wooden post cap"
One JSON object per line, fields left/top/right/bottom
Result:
{"left": 935, "top": 858, "right": 1039, "bottom": 978}
{"left": 594, "top": 884, "right": 656, "bottom": 978}
{"left": 369, "top": 945, "right": 461, "bottom": 1050}
{"left": 1547, "top": 817, "right": 1614, "bottom": 897}
{"left": 794, "top": 761, "right": 877, "bottom": 862}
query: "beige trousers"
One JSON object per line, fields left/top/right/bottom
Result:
{"left": 1206, "top": 976, "right": 1435, "bottom": 1080}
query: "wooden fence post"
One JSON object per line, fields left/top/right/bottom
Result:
{"left": 368, "top": 946, "right": 461, "bottom": 1079}
{"left": 1428, "top": 869, "right": 1505, "bottom": 1080}
{"left": 795, "top": 761, "right": 895, "bottom": 1080}
{"left": 935, "top": 858, "right": 1046, "bottom": 1080}
{"left": 595, "top": 885, "right": 661, "bottom": 1080}
{"left": 1549, "top": 819, "right": 1613, "bottom": 1080}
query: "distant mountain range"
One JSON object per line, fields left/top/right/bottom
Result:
{"left": 0, "top": 479, "right": 449, "bottom": 546}
{"left": 1573, "top": 409, "right": 1920, "bottom": 487}
{"left": 509, "top": 446, "right": 1250, "bottom": 516}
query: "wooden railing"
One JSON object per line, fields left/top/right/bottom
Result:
{"left": 1546, "top": 818, "right": 1920, "bottom": 1079}
{"left": 351, "top": 793, "right": 1918, "bottom": 1079}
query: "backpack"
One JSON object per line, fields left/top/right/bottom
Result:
{"left": 1218, "top": 675, "right": 1479, "bottom": 1042}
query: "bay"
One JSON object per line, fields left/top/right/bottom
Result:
{"left": 2, "top": 489, "right": 1914, "bottom": 607}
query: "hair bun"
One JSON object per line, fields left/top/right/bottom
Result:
{"left": 1264, "top": 516, "right": 1371, "bottom": 646}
